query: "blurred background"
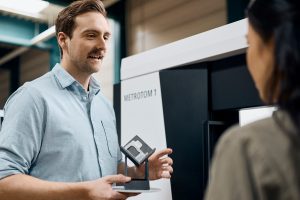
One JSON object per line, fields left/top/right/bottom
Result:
{"left": 0, "top": 0, "right": 249, "bottom": 107}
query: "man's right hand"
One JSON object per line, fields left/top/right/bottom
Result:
{"left": 0, "top": 174, "right": 138, "bottom": 200}
{"left": 85, "top": 174, "right": 137, "bottom": 200}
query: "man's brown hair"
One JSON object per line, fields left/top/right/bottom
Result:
{"left": 55, "top": 0, "right": 107, "bottom": 58}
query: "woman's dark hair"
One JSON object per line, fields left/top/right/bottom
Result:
{"left": 246, "top": 0, "right": 300, "bottom": 132}
{"left": 55, "top": 0, "right": 107, "bottom": 58}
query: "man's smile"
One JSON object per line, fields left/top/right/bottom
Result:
{"left": 87, "top": 54, "right": 104, "bottom": 60}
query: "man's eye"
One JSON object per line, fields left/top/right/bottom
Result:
{"left": 104, "top": 33, "right": 111, "bottom": 40}
{"left": 87, "top": 34, "right": 95, "bottom": 38}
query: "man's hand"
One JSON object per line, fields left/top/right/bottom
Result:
{"left": 0, "top": 174, "right": 138, "bottom": 200}
{"left": 137, "top": 148, "right": 173, "bottom": 180}
{"left": 85, "top": 174, "right": 138, "bottom": 200}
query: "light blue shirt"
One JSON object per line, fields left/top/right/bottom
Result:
{"left": 0, "top": 63, "right": 121, "bottom": 182}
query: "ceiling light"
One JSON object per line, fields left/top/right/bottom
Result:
{"left": 0, "top": 0, "right": 49, "bottom": 14}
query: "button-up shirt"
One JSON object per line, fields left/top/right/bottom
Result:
{"left": 0, "top": 63, "right": 121, "bottom": 182}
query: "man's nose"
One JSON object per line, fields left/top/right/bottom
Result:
{"left": 96, "top": 37, "right": 107, "bottom": 51}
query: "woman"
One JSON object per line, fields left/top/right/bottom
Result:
{"left": 205, "top": 0, "right": 300, "bottom": 199}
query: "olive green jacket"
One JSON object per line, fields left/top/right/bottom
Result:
{"left": 205, "top": 110, "right": 300, "bottom": 200}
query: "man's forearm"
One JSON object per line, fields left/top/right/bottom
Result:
{"left": 0, "top": 174, "right": 89, "bottom": 200}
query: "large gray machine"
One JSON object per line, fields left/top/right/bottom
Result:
{"left": 120, "top": 19, "right": 263, "bottom": 200}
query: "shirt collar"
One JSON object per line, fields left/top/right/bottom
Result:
{"left": 52, "top": 63, "right": 101, "bottom": 95}
{"left": 52, "top": 63, "right": 76, "bottom": 88}
{"left": 89, "top": 76, "right": 101, "bottom": 95}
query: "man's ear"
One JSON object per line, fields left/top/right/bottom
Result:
{"left": 57, "top": 32, "right": 69, "bottom": 51}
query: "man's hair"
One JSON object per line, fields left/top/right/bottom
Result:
{"left": 55, "top": 0, "right": 107, "bottom": 58}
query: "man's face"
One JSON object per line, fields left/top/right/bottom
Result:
{"left": 62, "top": 12, "right": 111, "bottom": 75}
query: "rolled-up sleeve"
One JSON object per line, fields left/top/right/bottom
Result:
{"left": 0, "top": 85, "right": 45, "bottom": 180}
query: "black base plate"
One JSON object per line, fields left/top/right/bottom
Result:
{"left": 120, "top": 179, "right": 150, "bottom": 190}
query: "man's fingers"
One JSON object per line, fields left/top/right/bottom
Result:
{"left": 113, "top": 190, "right": 140, "bottom": 200}
{"left": 160, "top": 157, "right": 173, "bottom": 165}
{"left": 161, "top": 170, "right": 171, "bottom": 178}
{"left": 162, "top": 165, "right": 173, "bottom": 174}
{"left": 153, "top": 148, "right": 173, "bottom": 159}
{"left": 104, "top": 174, "right": 131, "bottom": 184}
{"left": 120, "top": 192, "right": 140, "bottom": 197}
{"left": 111, "top": 191, "right": 128, "bottom": 200}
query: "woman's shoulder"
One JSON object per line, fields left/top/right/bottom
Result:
{"left": 213, "top": 114, "right": 297, "bottom": 166}
{"left": 212, "top": 111, "right": 300, "bottom": 199}
{"left": 216, "top": 111, "right": 300, "bottom": 169}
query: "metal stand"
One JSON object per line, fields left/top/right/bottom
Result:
{"left": 123, "top": 155, "right": 150, "bottom": 190}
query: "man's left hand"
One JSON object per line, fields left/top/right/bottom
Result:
{"left": 137, "top": 148, "right": 173, "bottom": 180}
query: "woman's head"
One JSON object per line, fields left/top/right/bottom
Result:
{"left": 246, "top": 0, "right": 300, "bottom": 124}
{"left": 246, "top": 18, "right": 275, "bottom": 103}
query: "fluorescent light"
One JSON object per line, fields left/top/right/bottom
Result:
{"left": 0, "top": 0, "right": 49, "bottom": 14}
{"left": 30, "top": 25, "right": 55, "bottom": 44}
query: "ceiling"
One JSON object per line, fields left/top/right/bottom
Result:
{"left": 0, "top": 0, "right": 119, "bottom": 24}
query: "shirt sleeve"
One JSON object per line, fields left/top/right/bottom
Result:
{"left": 204, "top": 125, "right": 258, "bottom": 200}
{"left": 0, "top": 85, "right": 45, "bottom": 180}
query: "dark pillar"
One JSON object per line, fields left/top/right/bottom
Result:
{"left": 227, "top": 0, "right": 250, "bottom": 23}
{"left": 9, "top": 57, "right": 20, "bottom": 94}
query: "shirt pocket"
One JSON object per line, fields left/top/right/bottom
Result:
{"left": 101, "top": 120, "right": 119, "bottom": 158}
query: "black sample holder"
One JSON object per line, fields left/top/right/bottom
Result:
{"left": 120, "top": 135, "right": 155, "bottom": 190}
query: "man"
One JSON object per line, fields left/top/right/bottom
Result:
{"left": 0, "top": 0, "right": 173, "bottom": 199}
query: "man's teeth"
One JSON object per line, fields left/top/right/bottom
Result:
{"left": 89, "top": 55, "right": 102, "bottom": 59}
